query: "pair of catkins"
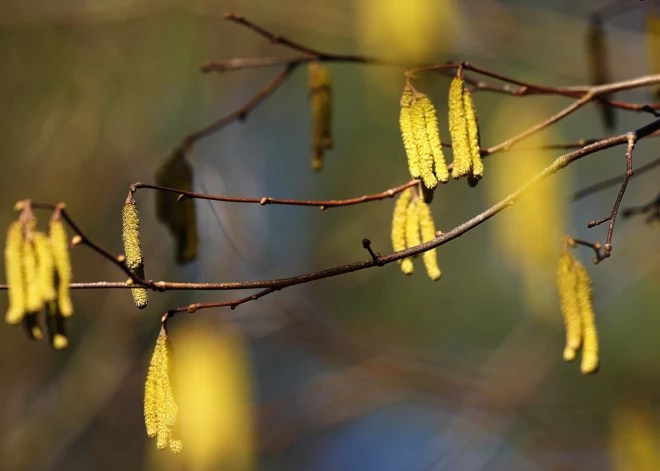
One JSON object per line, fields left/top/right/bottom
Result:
{"left": 5, "top": 203, "right": 72, "bottom": 349}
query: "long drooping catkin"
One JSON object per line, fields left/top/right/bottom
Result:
{"left": 420, "top": 95, "right": 449, "bottom": 184}
{"left": 417, "top": 200, "right": 441, "bottom": 281}
{"left": 448, "top": 77, "right": 472, "bottom": 179}
{"left": 400, "top": 85, "right": 421, "bottom": 179}
{"left": 50, "top": 217, "right": 73, "bottom": 317}
{"left": 405, "top": 199, "right": 421, "bottom": 250}
{"left": 145, "top": 329, "right": 182, "bottom": 454}
{"left": 410, "top": 94, "right": 438, "bottom": 191}
{"left": 34, "top": 231, "right": 56, "bottom": 303}
{"left": 391, "top": 188, "right": 414, "bottom": 275}
{"left": 557, "top": 247, "right": 582, "bottom": 361}
{"left": 23, "top": 236, "right": 42, "bottom": 313}
{"left": 122, "top": 197, "right": 148, "bottom": 309}
{"left": 574, "top": 260, "right": 599, "bottom": 375}
{"left": 463, "top": 89, "right": 483, "bottom": 186}
{"left": 5, "top": 221, "right": 25, "bottom": 325}
{"left": 309, "top": 61, "right": 333, "bottom": 172}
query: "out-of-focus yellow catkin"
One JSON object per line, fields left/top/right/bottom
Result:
{"left": 46, "top": 301, "right": 68, "bottom": 350}
{"left": 145, "top": 330, "right": 181, "bottom": 453}
{"left": 420, "top": 95, "right": 449, "bottom": 184}
{"left": 309, "top": 61, "right": 333, "bottom": 172}
{"left": 646, "top": 9, "right": 660, "bottom": 100}
{"left": 448, "top": 77, "right": 472, "bottom": 179}
{"left": 50, "top": 218, "right": 73, "bottom": 317}
{"left": 405, "top": 199, "right": 421, "bottom": 250}
{"left": 586, "top": 15, "right": 615, "bottom": 131}
{"left": 5, "top": 221, "right": 25, "bottom": 325}
{"left": 34, "top": 232, "right": 56, "bottom": 303}
{"left": 609, "top": 399, "right": 660, "bottom": 471}
{"left": 574, "top": 260, "right": 599, "bottom": 375}
{"left": 122, "top": 198, "right": 148, "bottom": 309}
{"left": 557, "top": 247, "right": 581, "bottom": 361}
{"left": 23, "top": 237, "right": 42, "bottom": 313}
{"left": 411, "top": 94, "right": 438, "bottom": 190}
{"left": 400, "top": 85, "right": 421, "bottom": 179}
{"left": 417, "top": 200, "right": 441, "bottom": 281}
{"left": 391, "top": 188, "right": 414, "bottom": 275}
{"left": 463, "top": 89, "right": 483, "bottom": 186}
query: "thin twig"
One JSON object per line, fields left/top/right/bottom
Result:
{"left": 131, "top": 180, "right": 418, "bottom": 209}
{"left": 587, "top": 134, "right": 637, "bottom": 260}
{"left": 568, "top": 238, "right": 606, "bottom": 264}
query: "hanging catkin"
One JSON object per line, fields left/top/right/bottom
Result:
{"left": 448, "top": 77, "right": 472, "bottom": 179}
{"left": 50, "top": 215, "right": 73, "bottom": 317}
{"left": 417, "top": 200, "right": 441, "bottom": 281}
{"left": 122, "top": 195, "right": 148, "bottom": 309}
{"left": 574, "top": 260, "right": 599, "bottom": 375}
{"left": 5, "top": 221, "right": 25, "bottom": 325}
{"left": 391, "top": 188, "right": 414, "bottom": 275}
{"left": 400, "top": 85, "right": 421, "bottom": 179}
{"left": 463, "top": 89, "right": 483, "bottom": 186}
{"left": 557, "top": 246, "right": 582, "bottom": 361}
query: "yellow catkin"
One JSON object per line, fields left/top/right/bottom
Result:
{"left": 463, "top": 89, "right": 483, "bottom": 186}
{"left": 557, "top": 247, "right": 582, "bottom": 361}
{"left": 448, "top": 77, "right": 472, "bottom": 179}
{"left": 405, "top": 199, "right": 421, "bottom": 250}
{"left": 586, "top": 15, "right": 615, "bottom": 131}
{"left": 50, "top": 219, "right": 73, "bottom": 317}
{"left": 34, "top": 232, "right": 56, "bottom": 302}
{"left": 411, "top": 94, "right": 438, "bottom": 190}
{"left": 646, "top": 9, "right": 660, "bottom": 100}
{"left": 46, "top": 301, "right": 68, "bottom": 350}
{"left": 574, "top": 260, "right": 599, "bottom": 375}
{"left": 122, "top": 198, "right": 148, "bottom": 309}
{"left": 5, "top": 221, "right": 25, "bottom": 324}
{"left": 417, "top": 201, "right": 441, "bottom": 281}
{"left": 420, "top": 95, "right": 449, "bottom": 184}
{"left": 145, "top": 331, "right": 181, "bottom": 453}
{"left": 23, "top": 237, "right": 42, "bottom": 313}
{"left": 391, "top": 188, "right": 414, "bottom": 275}
{"left": 400, "top": 85, "right": 421, "bottom": 179}
{"left": 309, "top": 61, "right": 333, "bottom": 172}
{"left": 155, "top": 153, "right": 198, "bottom": 265}
{"left": 22, "top": 312, "right": 43, "bottom": 341}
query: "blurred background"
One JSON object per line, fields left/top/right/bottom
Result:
{"left": 1, "top": 0, "right": 659, "bottom": 469}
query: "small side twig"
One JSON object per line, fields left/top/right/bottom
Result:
{"left": 587, "top": 134, "right": 637, "bottom": 261}
{"left": 362, "top": 238, "right": 383, "bottom": 266}
{"left": 567, "top": 238, "right": 606, "bottom": 264}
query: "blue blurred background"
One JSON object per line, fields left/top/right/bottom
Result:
{"left": 1, "top": 0, "right": 659, "bottom": 469}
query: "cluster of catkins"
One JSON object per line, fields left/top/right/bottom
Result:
{"left": 309, "top": 61, "right": 333, "bottom": 172}
{"left": 5, "top": 202, "right": 73, "bottom": 349}
{"left": 391, "top": 188, "right": 441, "bottom": 280}
{"left": 144, "top": 327, "right": 183, "bottom": 454}
{"left": 557, "top": 240, "right": 599, "bottom": 375}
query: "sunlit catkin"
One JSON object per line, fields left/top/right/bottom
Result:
{"left": 5, "top": 221, "right": 25, "bottom": 324}
{"left": 34, "top": 232, "right": 56, "bottom": 303}
{"left": 50, "top": 218, "right": 73, "bottom": 317}
{"left": 420, "top": 96, "right": 449, "bottom": 184}
{"left": 646, "top": 9, "right": 660, "bottom": 100}
{"left": 586, "top": 15, "right": 615, "bottom": 131}
{"left": 405, "top": 199, "right": 421, "bottom": 250}
{"left": 574, "top": 261, "right": 599, "bottom": 375}
{"left": 400, "top": 85, "right": 421, "bottom": 179}
{"left": 557, "top": 247, "right": 581, "bottom": 361}
{"left": 309, "top": 61, "right": 333, "bottom": 172}
{"left": 391, "top": 188, "right": 414, "bottom": 275}
{"left": 417, "top": 201, "right": 441, "bottom": 281}
{"left": 23, "top": 236, "right": 42, "bottom": 313}
{"left": 448, "top": 77, "right": 472, "bottom": 179}
{"left": 411, "top": 94, "right": 438, "bottom": 190}
{"left": 122, "top": 197, "right": 148, "bottom": 309}
{"left": 145, "top": 329, "right": 182, "bottom": 453}
{"left": 463, "top": 90, "right": 483, "bottom": 186}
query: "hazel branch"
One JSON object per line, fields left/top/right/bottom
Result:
{"left": 131, "top": 180, "right": 418, "bottom": 210}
